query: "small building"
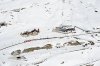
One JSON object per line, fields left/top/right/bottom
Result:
{"left": 53, "top": 25, "right": 76, "bottom": 34}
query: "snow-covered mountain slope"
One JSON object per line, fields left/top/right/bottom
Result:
{"left": 0, "top": 0, "right": 100, "bottom": 66}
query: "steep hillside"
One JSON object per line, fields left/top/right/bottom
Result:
{"left": 0, "top": 0, "right": 100, "bottom": 66}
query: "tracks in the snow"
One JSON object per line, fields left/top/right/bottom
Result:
{"left": 9, "top": 32, "right": 100, "bottom": 64}
{"left": 0, "top": 33, "right": 100, "bottom": 65}
{"left": 0, "top": 32, "right": 98, "bottom": 51}
{"left": 77, "top": 58, "right": 100, "bottom": 66}
{"left": 0, "top": 33, "right": 87, "bottom": 51}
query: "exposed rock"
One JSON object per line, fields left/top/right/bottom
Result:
{"left": 11, "top": 50, "right": 21, "bottom": 56}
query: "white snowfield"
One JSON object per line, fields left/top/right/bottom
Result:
{"left": 0, "top": 0, "right": 100, "bottom": 66}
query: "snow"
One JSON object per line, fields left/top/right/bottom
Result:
{"left": 0, "top": 0, "right": 100, "bottom": 66}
